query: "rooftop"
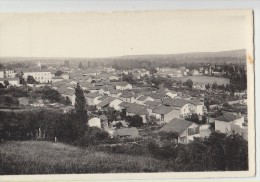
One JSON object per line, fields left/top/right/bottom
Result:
{"left": 215, "top": 112, "right": 243, "bottom": 122}
{"left": 153, "top": 105, "right": 176, "bottom": 115}
{"left": 159, "top": 118, "right": 195, "bottom": 135}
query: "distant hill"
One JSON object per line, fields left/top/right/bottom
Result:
{"left": 0, "top": 49, "right": 246, "bottom": 65}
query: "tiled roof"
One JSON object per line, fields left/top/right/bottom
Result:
{"left": 85, "top": 92, "right": 100, "bottom": 98}
{"left": 137, "top": 95, "right": 147, "bottom": 101}
{"left": 163, "top": 98, "right": 189, "bottom": 108}
{"left": 150, "top": 93, "right": 165, "bottom": 100}
{"left": 98, "top": 95, "right": 110, "bottom": 101}
{"left": 126, "top": 105, "right": 149, "bottom": 115}
{"left": 215, "top": 112, "right": 243, "bottom": 122}
{"left": 115, "top": 127, "right": 139, "bottom": 137}
{"left": 120, "top": 92, "right": 134, "bottom": 98}
{"left": 0, "top": 77, "right": 19, "bottom": 81}
{"left": 153, "top": 105, "right": 175, "bottom": 115}
{"left": 99, "top": 114, "right": 108, "bottom": 120}
{"left": 188, "top": 98, "right": 203, "bottom": 106}
{"left": 110, "top": 82, "right": 130, "bottom": 87}
{"left": 159, "top": 118, "right": 194, "bottom": 135}
{"left": 144, "top": 100, "right": 162, "bottom": 107}
{"left": 97, "top": 97, "right": 116, "bottom": 108}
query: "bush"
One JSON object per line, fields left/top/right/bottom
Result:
{"left": 75, "top": 127, "right": 109, "bottom": 147}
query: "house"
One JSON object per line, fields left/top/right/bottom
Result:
{"left": 119, "top": 92, "right": 135, "bottom": 103}
{"left": 152, "top": 105, "right": 179, "bottom": 123}
{"left": 18, "top": 97, "right": 29, "bottom": 106}
{"left": 52, "top": 77, "right": 64, "bottom": 83}
{"left": 109, "top": 75, "right": 120, "bottom": 81}
{"left": 22, "top": 69, "right": 52, "bottom": 83}
{"left": 112, "top": 82, "right": 132, "bottom": 90}
{"left": 88, "top": 117, "right": 102, "bottom": 128}
{"left": 214, "top": 112, "right": 245, "bottom": 133}
{"left": 149, "top": 93, "right": 165, "bottom": 102}
{"left": 0, "top": 69, "right": 16, "bottom": 78}
{"left": 165, "top": 91, "right": 178, "bottom": 99}
{"left": 188, "top": 99, "right": 204, "bottom": 116}
{"left": 125, "top": 105, "right": 149, "bottom": 123}
{"left": 162, "top": 98, "right": 190, "bottom": 118}
{"left": 191, "top": 69, "right": 199, "bottom": 76}
{"left": 159, "top": 118, "right": 200, "bottom": 144}
{"left": 108, "top": 89, "right": 122, "bottom": 98}
{"left": 88, "top": 115, "right": 109, "bottom": 129}
{"left": 144, "top": 100, "right": 162, "bottom": 110}
{"left": 136, "top": 95, "right": 154, "bottom": 105}
{"left": 85, "top": 92, "right": 101, "bottom": 105}
{"left": 96, "top": 97, "right": 122, "bottom": 111}
{"left": 114, "top": 127, "right": 139, "bottom": 139}
{"left": 0, "top": 77, "right": 20, "bottom": 86}
{"left": 119, "top": 102, "right": 149, "bottom": 123}
{"left": 61, "top": 73, "right": 70, "bottom": 80}
{"left": 60, "top": 89, "right": 76, "bottom": 106}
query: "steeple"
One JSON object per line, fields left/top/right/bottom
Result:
{"left": 38, "top": 61, "right": 41, "bottom": 69}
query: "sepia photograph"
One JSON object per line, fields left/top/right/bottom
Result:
{"left": 0, "top": 9, "right": 255, "bottom": 180}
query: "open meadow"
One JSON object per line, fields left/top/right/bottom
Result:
{"left": 0, "top": 141, "right": 173, "bottom": 174}
{"left": 174, "top": 76, "right": 230, "bottom": 85}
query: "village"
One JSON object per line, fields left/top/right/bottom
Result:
{"left": 0, "top": 59, "right": 248, "bottom": 144}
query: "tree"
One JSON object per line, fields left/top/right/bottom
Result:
{"left": 127, "top": 115, "right": 143, "bottom": 127}
{"left": 78, "top": 62, "right": 83, "bottom": 69}
{"left": 149, "top": 68, "right": 157, "bottom": 75}
{"left": 55, "top": 70, "right": 63, "bottom": 76}
{"left": 19, "top": 71, "right": 27, "bottom": 86}
{"left": 42, "top": 86, "right": 62, "bottom": 103}
{"left": 205, "top": 83, "right": 211, "bottom": 90}
{"left": 4, "top": 80, "right": 9, "bottom": 87}
{"left": 185, "top": 79, "right": 193, "bottom": 89}
{"left": 75, "top": 83, "right": 88, "bottom": 120}
{"left": 27, "top": 75, "right": 38, "bottom": 84}
{"left": 212, "top": 82, "right": 218, "bottom": 90}
{"left": 0, "top": 83, "right": 5, "bottom": 88}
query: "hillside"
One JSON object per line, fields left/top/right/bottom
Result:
{"left": 0, "top": 141, "right": 171, "bottom": 174}
{"left": 0, "top": 49, "right": 246, "bottom": 65}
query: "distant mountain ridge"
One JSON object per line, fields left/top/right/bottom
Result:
{"left": 0, "top": 49, "right": 246, "bottom": 64}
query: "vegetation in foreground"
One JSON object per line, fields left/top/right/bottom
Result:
{"left": 0, "top": 141, "right": 171, "bottom": 174}
{"left": 0, "top": 130, "right": 248, "bottom": 175}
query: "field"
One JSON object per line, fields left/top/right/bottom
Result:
{"left": 0, "top": 141, "right": 173, "bottom": 174}
{"left": 174, "top": 76, "right": 230, "bottom": 85}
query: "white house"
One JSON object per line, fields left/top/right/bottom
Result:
{"left": 85, "top": 92, "right": 101, "bottom": 106}
{"left": 88, "top": 117, "right": 102, "bottom": 128}
{"left": 162, "top": 98, "right": 191, "bottom": 118}
{"left": 60, "top": 89, "right": 76, "bottom": 106}
{"left": 0, "top": 69, "right": 16, "bottom": 78}
{"left": 113, "top": 82, "right": 132, "bottom": 90}
{"left": 215, "top": 112, "right": 245, "bottom": 133}
{"left": 23, "top": 70, "right": 52, "bottom": 83}
{"left": 152, "top": 105, "right": 179, "bottom": 123}
{"left": 188, "top": 99, "right": 204, "bottom": 116}
{"left": 61, "top": 73, "right": 70, "bottom": 80}
{"left": 159, "top": 118, "right": 200, "bottom": 144}
{"left": 0, "top": 77, "right": 20, "bottom": 86}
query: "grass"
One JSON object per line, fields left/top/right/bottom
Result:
{"left": 0, "top": 141, "right": 174, "bottom": 174}
{"left": 174, "top": 76, "right": 230, "bottom": 85}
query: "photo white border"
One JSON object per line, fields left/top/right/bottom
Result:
{"left": 0, "top": 0, "right": 259, "bottom": 181}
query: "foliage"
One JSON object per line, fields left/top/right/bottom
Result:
{"left": 75, "top": 127, "right": 109, "bottom": 147}
{"left": 78, "top": 62, "right": 83, "bottom": 69}
{"left": 55, "top": 70, "right": 63, "bottom": 76}
{"left": 74, "top": 83, "right": 88, "bottom": 136}
{"left": 4, "top": 80, "right": 9, "bottom": 87}
{"left": 27, "top": 75, "right": 38, "bottom": 84}
{"left": 185, "top": 79, "right": 193, "bottom": 89}
{"left": 126, "top": 115, "right": 143, "bottom": 127}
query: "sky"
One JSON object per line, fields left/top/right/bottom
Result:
{"left": 0, "top": 10, "right": 251, "bottom": 58}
